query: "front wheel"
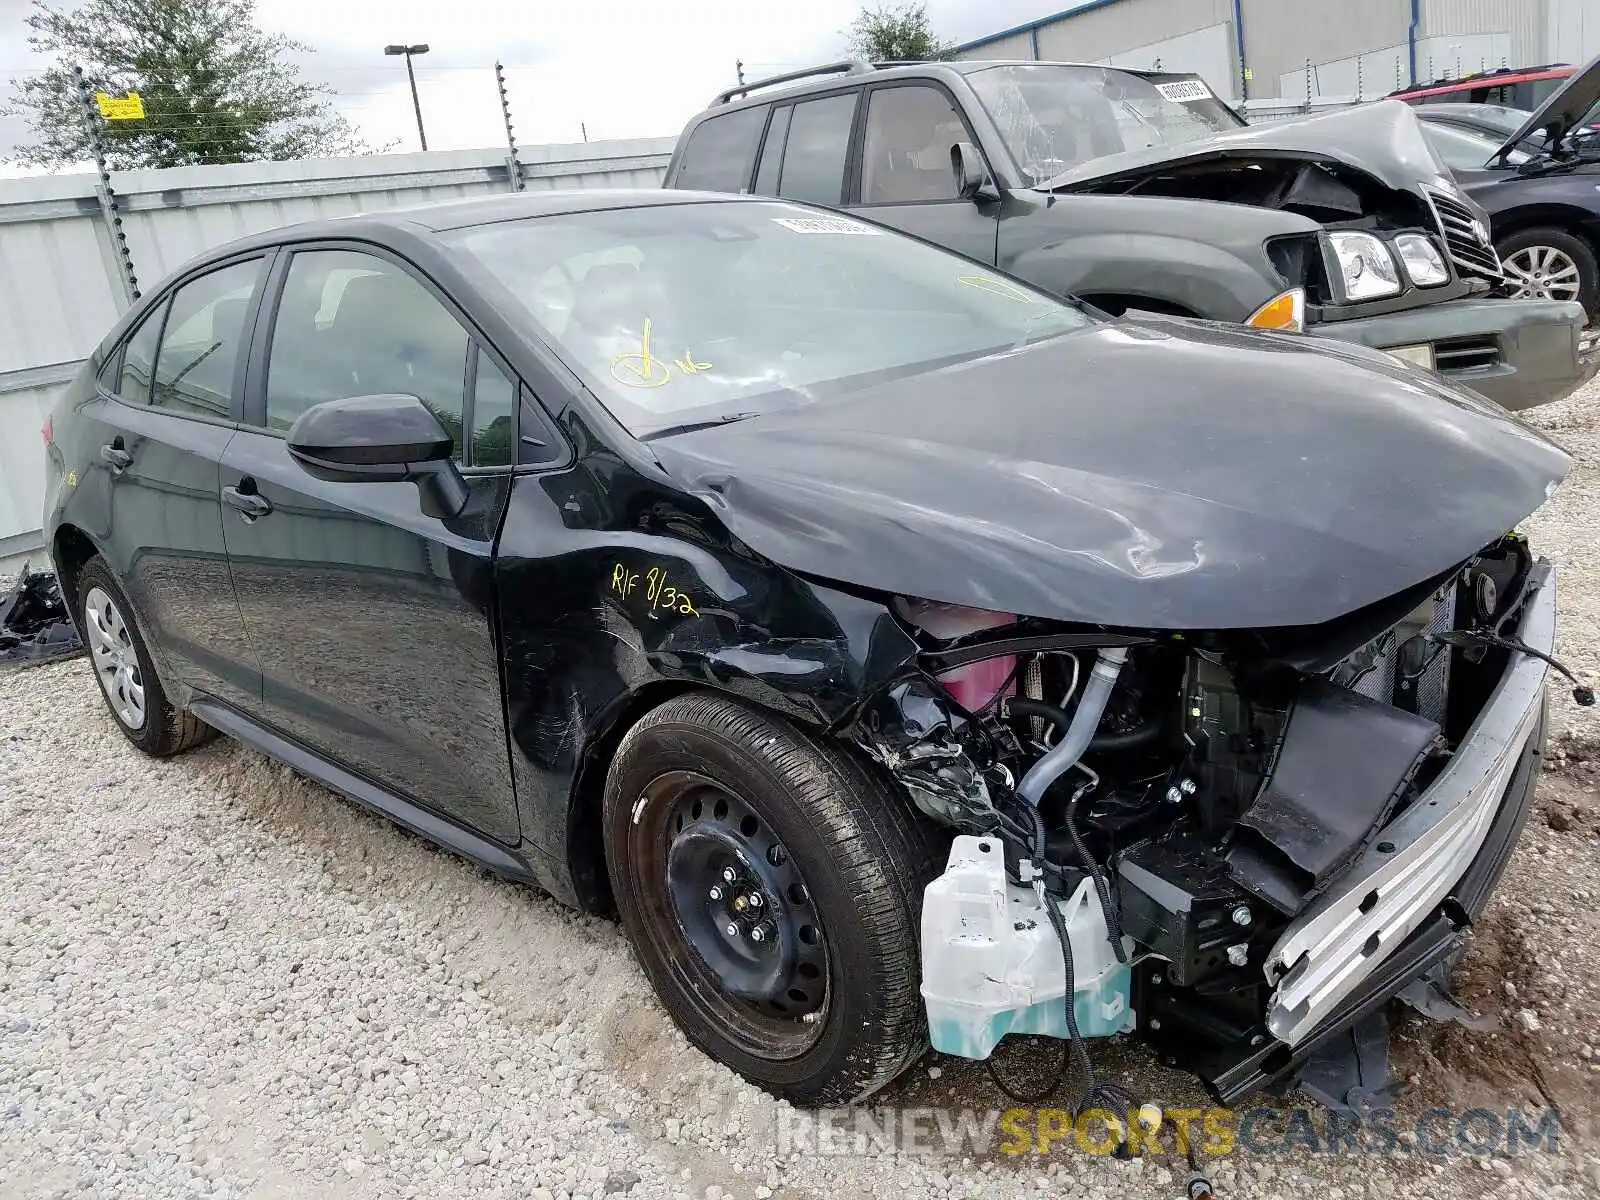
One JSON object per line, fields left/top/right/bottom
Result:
{"left": 1497, "top": 226, "right": 1598, "bottom": 317}
{"left": 603, "top": 691, "right": 940, "bottom": 1106}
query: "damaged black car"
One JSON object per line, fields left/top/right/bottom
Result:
{"left": 44, "top": 190, "right": 1586, "bottom": 1111}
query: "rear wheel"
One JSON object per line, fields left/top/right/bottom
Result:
{"left": 603, "top": 691, "right": 940, "bottom": 1105}
{"left": 76, "top": 557, "right": 213, "bottom": 757}
{"left": 1497, "top": 226, "right": 1598, "bottom": 317}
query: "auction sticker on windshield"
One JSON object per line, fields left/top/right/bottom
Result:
{"left": 1155, "top": 80, "right": 1213, "bottom": 103}
{"left": 772, "top": 217, "right": 882, "bottom": 234}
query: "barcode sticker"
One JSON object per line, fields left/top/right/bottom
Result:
{"left": 771, "top": 217, "right": 882, "bottom": 235}
{"left": 1155, "top": 80, "right": 1213, "bottom": 103}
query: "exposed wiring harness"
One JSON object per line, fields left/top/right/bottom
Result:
{"left": 1427, "top": 629, "right": 1595, "bottom": 707}
{"left": 983, "top": 759, "right": 1133, "bottom": 1141}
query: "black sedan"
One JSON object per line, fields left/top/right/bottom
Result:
{"left": 44, "top": 188, "right": 1576, "bottom": 1109}
{"left": 1420, "top": 55, "right": 1600, "bottom": 316}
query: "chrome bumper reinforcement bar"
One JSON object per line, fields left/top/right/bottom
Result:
{"left": 1265, "top": 567, "right": 1556, "bottom": 1045}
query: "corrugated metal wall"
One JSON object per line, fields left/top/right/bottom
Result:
{"left": 1031, "top": 0, "right": 1235, "bottom": 60}
{"left": 1238, "top": 0, "right": 1411, "bottom": 98}
{"left": 0, "top": 139, "right": 674, "bottom": 574}
{"left": 957, "top": 0, "right": 1574, "bottom": 102}
{"left": 1423, "top": 0, "right": 1548, "bottom": 68}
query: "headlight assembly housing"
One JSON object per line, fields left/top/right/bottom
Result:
{"left": 1393, "top": 233, "right": 1450, "bottom": 287}
{"left": 1326, "top": 231, "right": 1402, "bottom": 302}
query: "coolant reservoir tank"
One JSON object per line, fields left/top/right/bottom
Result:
{"left": 921, "top": 836, "right": 1135, "bottom": 1060}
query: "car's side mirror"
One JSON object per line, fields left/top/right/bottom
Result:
{"left": 286, "top": 393, "right": 469, "bottom": 519}
{"left": 951, "top": 141, "right": 1000, "bottom": 202}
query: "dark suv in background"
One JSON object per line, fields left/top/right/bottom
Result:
{"left": 668, "top": 59, "right": 1595, "bottom": 411}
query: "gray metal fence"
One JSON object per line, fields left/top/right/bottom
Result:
{"left": 0, "top": 138, "right": 675, "bottom": 573}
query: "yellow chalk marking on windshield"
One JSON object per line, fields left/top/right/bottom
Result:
{"left": 957, "top": 273, "right": 1041, "bottom": 304}
{"left": 610, "top": 317, "right": 672, "bottom": 388}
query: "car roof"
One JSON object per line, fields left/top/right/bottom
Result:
{"left": 175, "top": 189, "right": 766, "bottom": 264}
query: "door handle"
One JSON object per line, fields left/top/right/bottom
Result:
{"left": 100, "top": 441, "right": 132, "bottom": 471}
{"left": 222, "top": 482, "right": 273, "bottom": 522}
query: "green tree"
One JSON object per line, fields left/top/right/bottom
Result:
{"left": 847, "top": 3, "right": 956, "bottom": 63}
{"left": 3, "top": 0, "right": 377, "bottom": 170}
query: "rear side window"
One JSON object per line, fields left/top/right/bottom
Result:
{"left": 674, "top": 108, "right": 765, "bottom": 192}
{"left": 778, "top": 93, "right": 857, "bottom": 205}
{"left": 152, "top": 260, "right": 262, "bottom": 419}
{"left": 753, "top": 106, "right": 792, "bottom": 195}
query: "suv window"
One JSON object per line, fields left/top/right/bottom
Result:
{"left": 265, "top": 250, "right": 470, "bottom": 462}
{"left": 152, "top": 260, "right": 261, "bottom": 419}
{"left": 753, "top": 105, "right": 792, "bottom": 195}
{"left": 862, "top": 86, "right": 967, "bottom": 204}
{"left": 674, "top": 108, "right": 765, "bottom": 192}
{"left": 778, "top": 93, "right": 857, "bottom": 205}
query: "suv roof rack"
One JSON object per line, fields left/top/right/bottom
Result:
{"left": 710, "top": 59, "right": 933, "bottom": 106}
{"left": 1386, "top": 62, "right": 1571, "bottom": 96}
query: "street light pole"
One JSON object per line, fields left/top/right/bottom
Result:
{"left": 384, "top": 43, "right": 431, "bottom": 151}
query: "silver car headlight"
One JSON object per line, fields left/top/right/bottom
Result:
{"left": 1393, "top": 233, "right": 1450, "bottom": 287}
{"left": 1327, "top": 231, "right": 1401, "bottom": 302}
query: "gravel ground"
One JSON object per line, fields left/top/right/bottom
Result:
{"left": 4, "top": 379, "right": 1600, "bottom": 1200}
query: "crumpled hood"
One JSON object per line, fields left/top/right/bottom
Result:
{"left": 1496, "top": 51, "right": 1600, "bottom": 161}
{"left": 649, "top": 319, "right": 1570, "bottom": 630}
{"left": 1041, "top": 99, "right": 1456, "bottom": 196}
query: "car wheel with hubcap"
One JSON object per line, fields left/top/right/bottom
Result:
{"left": 75, "top": 556, "right": 214, "bottom": 757}
{"left": 603, "top": 691, "right": 942, "bottom": 1105}
{"left": 1497, "top": 226, "right": 1598, "bottom": 318}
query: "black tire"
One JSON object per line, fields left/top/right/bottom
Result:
{"left": 1496, "top": 226, "right": 1599, "bottom": 319}
{"left": 76, "top": 557, "right": 213, "bottom": 757}
{"left": 603, "top": 691, "right": 942, "bottom": 1106}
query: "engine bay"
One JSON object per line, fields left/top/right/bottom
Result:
{"left": 853, "top": 533, "right": 1557, "bottom": 1102}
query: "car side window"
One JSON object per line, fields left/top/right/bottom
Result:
{"left": 151, "top": 260, "right": 262, "bottom": 419}
{"left": 265, "top": 250, "right": 470, "bottom": 464}
{"left": 753, "top": 105, "right": 792, "bottom": 195}
{"left": 861, "top": 86, "right": 967, "bottom": 204}
{"left": 778, "top": 93, "right": 858, "bottom": 205}
{"left": 470, "top": 351, "right": 515, "bottom": 468}
{"left": 115, "top": 305, "right": 165, "bottom": 403}
{"left": 673, "top": 107, "right": 766, "bottom": 192}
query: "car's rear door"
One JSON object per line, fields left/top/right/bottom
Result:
{"left": 218, "top": 242, "right": 520, "bottom": 844}
{"left": 845, "top": 80, "right": 1001, "bottom": 264}
{"left": 79, "top": 254, "right": 268, "bottom": 710}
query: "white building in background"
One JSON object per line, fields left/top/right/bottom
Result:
{"left": 954, "top": 0, "right": 1600, "bottom": 104}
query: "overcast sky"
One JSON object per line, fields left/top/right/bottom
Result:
{"left": 0, "top": 0, "right": 1064, "bottom": 170}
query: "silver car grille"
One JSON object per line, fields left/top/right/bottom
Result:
{"left": 1265, "top": 570, "right": 1554, "bottom": 1045}
{"left": 1424, "top": 187, "right": 1504, "bottom": 283}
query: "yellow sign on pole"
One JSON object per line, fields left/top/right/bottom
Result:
{"left": 95, "top": 92, "right": 145, "bottom": 121}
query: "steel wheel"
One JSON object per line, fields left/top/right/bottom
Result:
{"left": 83, "top": 585, "right": 146, "bottom": 730}
{"left": 1502, "top": 244, "right": 1583, "bottom": 302}
{"left": 637, "top": 770, "right": 830, "bottom": 1059}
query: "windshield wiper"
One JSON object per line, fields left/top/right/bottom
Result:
{"left": 640, "top": 411, "right": 761, "bottom": 440}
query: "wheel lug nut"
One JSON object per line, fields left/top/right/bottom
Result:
{"left": 708, "top": 885, "right": 723, "bottom": 900}
{"left": 747, "top": 892, "right": 763, "bottom": 908}
{"left": 725, "top": 922, "right": 739, "bottom": 937}
{"left": 721, "top": 866, "right": 738, "bottom": 884}
{"left": 750, "top": 922, "right": 775, "bottom": 943}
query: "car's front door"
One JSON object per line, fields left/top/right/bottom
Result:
{"left": 846, "top": 82, "right": 1001, "bottom": 264}
{"left": 80, "top": 256, "right": 267, "bottom": 711}
{"left": 218, "top": 244, "right": 520, "bottom": 844}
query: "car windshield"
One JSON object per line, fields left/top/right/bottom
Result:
{"left": 966, "top": 64, "right": 1244, "bottom": 185}
{"left": 1421, "top": 121, "right": 1532, "bottom": 170}
{"left": 445, "top": 201, "right": 1093, "bottom": 436}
